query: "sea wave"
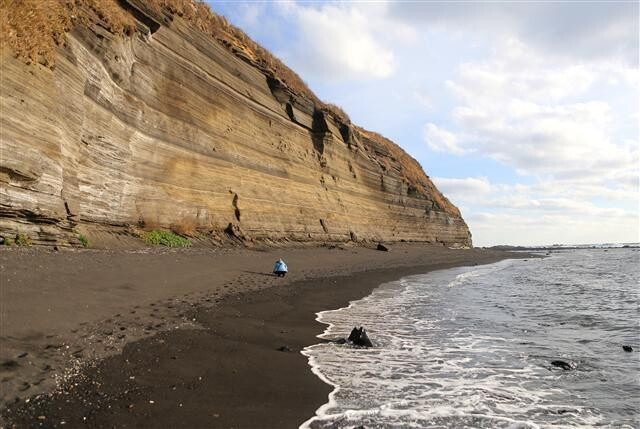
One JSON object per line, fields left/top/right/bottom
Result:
{"left": 301, "top": 250, "right": 639, "bottom": 428}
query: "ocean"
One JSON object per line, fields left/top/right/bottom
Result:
{"left": 301, "top": 248, "right": 640, "bottom": 429}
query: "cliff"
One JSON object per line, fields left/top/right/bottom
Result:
{"left": 0, "top": 0, "right": 472, "bottom": 247}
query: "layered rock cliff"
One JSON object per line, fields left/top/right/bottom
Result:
{"left": 0, "top": 0, "right": 472, "bottom": 247}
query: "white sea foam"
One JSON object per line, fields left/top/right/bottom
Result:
{"left": 446, "top": 259, "right": 515, "bottom": 288}
{"left": 301, "top": 251, "right": 640, "bottom": 428}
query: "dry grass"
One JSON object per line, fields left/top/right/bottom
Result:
{"left": 356, "top": 127, "right": 460, "bottom": 216}
{"left": 0, "top": 0, "right": 134, "bottom": 67}
{"left": 320, "top": 103, "right": 351, "bottom": 124}
{"left": 171, "top": 217, "right": 198, "bottom": 236}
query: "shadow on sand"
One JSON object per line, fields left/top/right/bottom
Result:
{"left": 242, "top": 270, "right": 276, "bottom": 278}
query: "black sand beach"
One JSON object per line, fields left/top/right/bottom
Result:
{"left": 1, "top": 244, "right": 518, "bottom": 428}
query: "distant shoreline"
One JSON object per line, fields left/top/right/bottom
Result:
{"left": 487, "top": 243, "right": 639, "bottom": 251}
{"left": 1, "top": 245, "right": 525, "bottom": 427}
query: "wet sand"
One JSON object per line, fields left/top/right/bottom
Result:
{"left": 1, "top": 244, "right": 522, "bottom": 427}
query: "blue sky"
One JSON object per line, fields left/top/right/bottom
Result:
{"left": 209, "top": 1, "right": 638, "bottom": 246}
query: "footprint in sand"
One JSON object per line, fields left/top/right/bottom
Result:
{"left": 2, "top": 360, "right": 20, "bottom": 370}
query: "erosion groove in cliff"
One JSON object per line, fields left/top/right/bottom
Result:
{"left": 0, "top": 0, "right": 472, "bottom": 247}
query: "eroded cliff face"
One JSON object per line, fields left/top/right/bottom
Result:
{"left": 0, "top": 1, "right": 472, "bottom": 247}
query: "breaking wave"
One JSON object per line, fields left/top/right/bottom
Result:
{"left": 301, "top": 249, "right": 640, "bottom": 428}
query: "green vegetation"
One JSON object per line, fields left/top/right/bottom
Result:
{"left": 141, "top": 230, "right": 192, "bottom": 247}
{"left": 15, "top": 233, "right": 30, "bottom": 246}
{"left": 2, "top": 237, "right": 14, "bottom": 246}
{"left": 78, "top": 234, "right": 89, "bottom": 247}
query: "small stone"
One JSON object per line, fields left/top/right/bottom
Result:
{"left": 551, "top": 360, "right": 576, "bottom": 370}
{"left": 623, "top": 345, "right": 633, "bottom": 352}
{"left": 277, "top": 345, "right": 292, "bottom": 352}
{"left": 37, "top": 415, "right": 46, "bottom": 420}
{"left": 149, "top": 400, "right": 154, "bottom": 404}
{"left": 376, "top": 243, "right": 389, "bottom": 251}
{"left": 45, "top": 344, "right": 63, "bottom": 350}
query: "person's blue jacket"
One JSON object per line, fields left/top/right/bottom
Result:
{"left": 273, "top": 259, "right": 288, "bottom": 273}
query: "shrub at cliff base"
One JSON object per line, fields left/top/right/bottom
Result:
{"left": 141, "top": 230, "right": 192, "bottom": 247}
{"left": 78, "top": 234, "right": 89, "bottom": 247}
{"left": 15, "top": 233, "right": 31, "bottom": 246}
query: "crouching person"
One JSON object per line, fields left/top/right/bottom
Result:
{"left": 273, "top": 259, "right": 288, "bottom": 277}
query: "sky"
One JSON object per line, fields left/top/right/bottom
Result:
{"left": 209, "top": 1, "right": 639, "bottom": 247}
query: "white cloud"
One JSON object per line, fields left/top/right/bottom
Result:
{"left": 274, "top": 2, "right": 415, "bottom": 81}
{"left": 433, "top": 176, "right": 492, "bottom": 197}
{"left": 423, "top": 123, "right": 467, "bottom": 155}
{"left": 448, "top": 40, "right": 599, "bottom": 103}
{"left": 413, "top": 90, "right": 433, "bottom": 109}
{"left": 451, "top": 99, "right": 635, "bottom": 178}
{"left": 467, "top": 210, "right": 639, "bottom": 247}
{"left": 427, "top": 39, "right": 639, "bottom": 188}
{"left": 388, "top": 2, "right": 639, "bottom": 65}
{"left": 434, "top": 176, "right": 639, "bottom": 246}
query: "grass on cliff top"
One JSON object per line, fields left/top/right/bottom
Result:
{"left": 356, "top": 127, "right": 460, "bottom": 217}
{"left": 0, "top": 0, "right": 136, "bottom": 67}
{"left": 141, "top": 230, "right": 192, "bottom": 247}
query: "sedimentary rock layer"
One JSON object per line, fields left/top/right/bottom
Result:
{"left": 0, "top": 1, "right": 472, "bottom": 247}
